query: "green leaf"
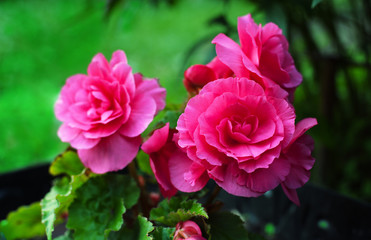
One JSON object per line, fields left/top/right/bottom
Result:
{"left": 66, "top": 174, "right": 140, "bottom": 240}
{"left": 0, "top": 232, "right": 6, "bottom": 240}
{"left": 108, "top": 216, "right": 154, "bottom": 240}
{"left": 136, "top": 150, "right": 154, "bottom": 176}
{"left": 150, "top": 227, "right": 175, "bottom": 240}
{"left": 311, "top": 0, "right": 322, "bottom": 8}
{"left": 54, "top": 230, "right": 74, "bottom": 240}
{"left": 264, "top": 223, "right": 275, "bottom": 237}
{"left": 208, "top": 211, "right": 249, "bottom": 240}
{"left": 150, "top": 197, "right": 208, "bottom": 226}
{"left": 143, "top": 109, "right": 182, "bottom": 137}
{"left": 162, "top": 110, "right": 182, "bottom": 129}
{"left": 0, "top": 202, "right": 45, "bottom": 240}
{"left": 50, "top": 150, "right": 85, "bottom": 176}
{"left": 41, "top": 172, "right": 89, "bottom": 240}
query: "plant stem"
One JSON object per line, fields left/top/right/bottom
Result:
{"left": 128, "top": 160, "right": 150, "bottom": 218}
{"left": 205, "top": 185, "right": 221, "bottom": 206}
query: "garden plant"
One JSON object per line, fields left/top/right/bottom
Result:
{"left": 0, "top": 13, "right": 317, "bottom": 240}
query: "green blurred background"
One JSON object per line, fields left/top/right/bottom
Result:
{"left": 1, "top": 0, "right": 370, "bottom": 202}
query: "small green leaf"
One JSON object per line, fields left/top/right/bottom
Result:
{"left": 41, "top": 172, "right": 89, "bottom": 240}
{"left": 50, "top": 150, "right": 85, "bottom": 176}
{"left": 311, "top": 0, "right": 322, "bottom": 8}
{"left": 66, "top": 174, "right": 140, "bottom": 240}
{"left": 150, "top": 227, "right": 176, "bottom": 240}
{"left": 0, "top": 202, "right": 45, "bottom": 240}
{"left": 54, "top": 230, "right": 74, "bottom": 240}
{"left": 41, "top": 177, "right": 71, "bottom": 240}
{"left": 162, "top": 110, "right": 182, "bottom": 129}
{"left": 150, "top": 197, "right": 208, "bottom": 226}
{"left": 136, "top": 150, "right": 154, "bottom": 176}
{"left": 264, "top": 223, "right": 275, "bottom": 237}
{"left": 108, "top": 216, "right": 154, "bottom": 240}
{"left": 143, "top": 109, "right": 182, "bottom": 137}
{"left": 208, "top": 211, "right": 249, "bottom": 240}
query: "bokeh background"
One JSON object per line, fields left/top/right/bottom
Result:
{"left": 1, "top": 0, "right": 370, "bottom": 204}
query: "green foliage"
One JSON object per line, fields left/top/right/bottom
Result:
{"left": 54, "top": 231, "right": 73, "bottom": 240}
{"left": 150, "top": 226, "right": 176, "bottom": 240}
{"left": 136, "top": 150, "right": 153, "bottom": 176}
{"left": 49, "top": 150, "right": 85, "bottom": 176}
{"left": 66, "top": 174, "right": 140, "bottom": 240}
{"left": 311, "top": 0, "right": 323, "bottom": 8}
{"left": 0, "top": 233, "right": 6, "bottom": 240}
{"left": 108, "top": 216, "right": 154, "bottom": 240}
{"left": 143, "top": 109, "right": 182, "bottom": 137}
{"left": 208, "top": 211, "right": 249, "bottom": 240}
{"left": 150, "top": 197, "right": 208, "bottom": 227}
{"left": 0, "top": 202, "right": 45, "bottom": 240}
{"left": 41, "top": 150, "right": 88, "bottom": 240}
{"left": 41, "top": 173, "right": 89, "bottom": 240}
{"left": 264, "top": 223, "right": 275, "bottom": 237}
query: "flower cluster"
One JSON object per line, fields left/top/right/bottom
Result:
{"left": 143, "top": 14, "right": 317, "bottom": 205}
{"left": 55, "top": 14, "right": 317, "bottom": 206}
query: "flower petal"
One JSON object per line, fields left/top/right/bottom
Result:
{"left": 78, "top": 133, "right": 141, "bottom": 174}
{"left": 168, "top": 150, "right": 209, "bottom": 192}
{"left": 110, "top": 50, "right": 128, "bottom": 68}
{"left": 212, "top": 34, "right": 251, "bottom": 76}
{"left": 142, "top": 123, "right": 169, "bottom": 154}
{"left": 213, "top": 163, "right": 262, "bottom": 197}
{"left": 134, "top": 74, "right": 166, "bottom": 114}
{"left": 119, "top": 96, "right": 157, "bottom": 137}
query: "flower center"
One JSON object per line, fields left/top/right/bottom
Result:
{"left": 228, "top": 115, "right": 258, "bottom": 143}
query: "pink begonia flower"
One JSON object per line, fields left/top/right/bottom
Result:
{"left": 280, "top": 118, "right": 317, "bottom": 205}
{"left": 183, "top": 57, "right": 233, "bottom": 95}
{"left": 212, "top": 14, "right": 302, "bottom": 101}
{"left": 55, "top": 50, "right": 166, "bottom": 174}
{"left": 142, "top": 123, "right": 208, "bottom": 198}
{"left": 173, "top": 221, "right": 206, "bottom": 240}
{"left": 142, "top": 123, "right": 178, "bottom": 198}
{"left": 175, "top": 77, "right": 317, "bottom": 204}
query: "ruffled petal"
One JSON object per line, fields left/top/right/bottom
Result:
{"left": 142, "top": 123, "right": 169, "bottom": 154}
{"left": 119, "top": 96, "right": 157, "bottom": 137}
{"left": 212, "top": 34, "right": 250, "bottom": 76}
{"left": 288, "top": 118, "right": 318, "bottom": 147}
{"left": 134, "top": 74, "right": 166, "bottom": 114}
{"left": 110, "top": 50, "right": 128, "bottom": 68}
{"left": 69, "top": 132, "right": 100, "bottom": 149}
{"left": 78, "top": 133, "right": 141, "bottom": 174}
{"left": 168, "top": 150, "right": 209, "bottom": 192}
{"left": 213, "top": 163, "right": 262, "bottom": 197}
{"left": 87, "top": 53, "right": 111, "bottom": 78}
{"left": 281, "top": 183, "right": 300, "bottom": 206}
{"left": 57, "top": 123, "right": 80, "bottom": 142}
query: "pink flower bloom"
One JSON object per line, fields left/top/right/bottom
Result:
{"left": 55, "top": 50, "right": 166, "bottom": 174}
{"left": 173, "top": 221, "right": 206, "bottom": 240}
{"left": 175, "top": 77, "right": 317, "bottom": 204}
{"left": 142, "top": 123, "right": 178, "bottom": 198}
{"left": 212, "top": 14, "right": 302, "bottom": 100}
{"left": 183, "top": 57, "right": 233, "bottom": 95}
{"left": 280, "top": 118, "right": 317, "bottom": 205}
{"left": 142, "top": 123, "right": 208, "bottom": 198}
